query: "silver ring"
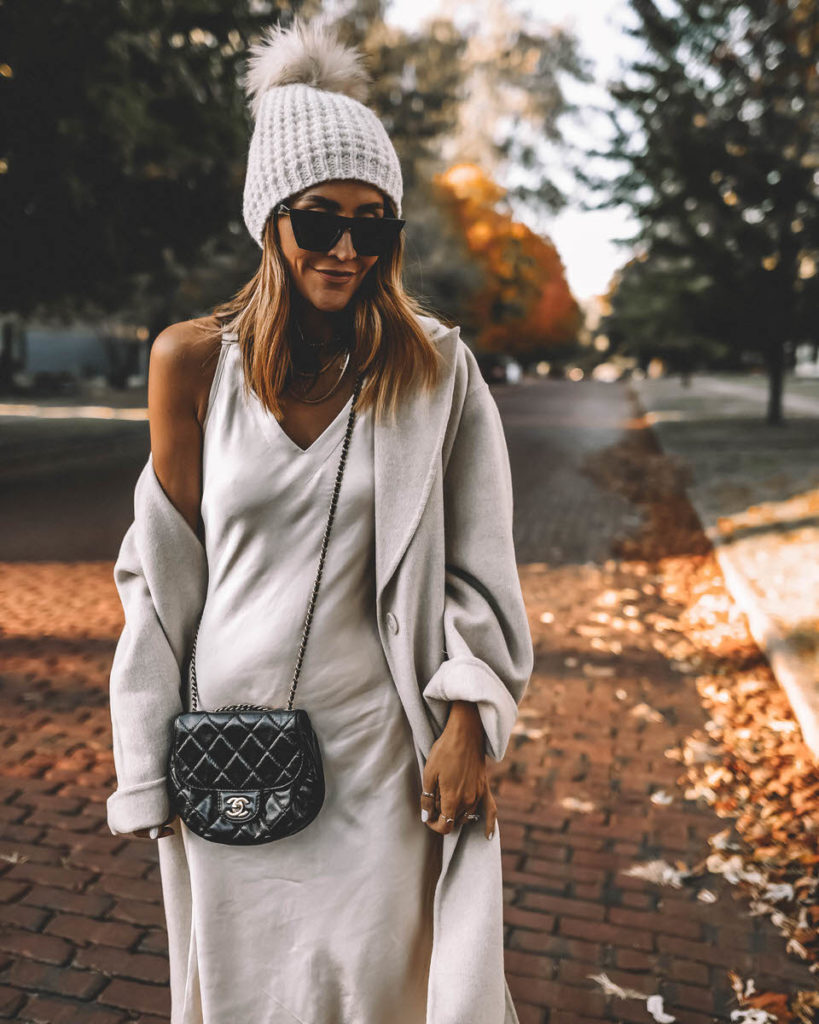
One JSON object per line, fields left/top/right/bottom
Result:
{"left": 445, "top": 817, "right": 455, "bottom": 824}
{"left": 422, "top": 791, "right": 435, "bottom": 799}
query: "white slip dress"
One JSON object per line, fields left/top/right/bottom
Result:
{"left": 157, "top": 332, "right": 442, "bottom": 1024}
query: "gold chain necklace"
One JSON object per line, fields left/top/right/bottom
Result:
{"left": 287, "top": 348, "right": 351, "bottom": 404}
{"left": 288, "top": 317, "right": 353, "bottom": 403}
{"left": 293, "top": 349, "right": 343, "bottom": 377}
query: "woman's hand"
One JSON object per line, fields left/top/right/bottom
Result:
{"left": 126, "top": 816, "right": 177, "bottom": 840}
{"left": 420, "top": 700, "right": 497, "bottom": 840}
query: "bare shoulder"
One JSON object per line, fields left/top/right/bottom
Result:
{"left": 147, "top": 315, "right": 224, "bottom": 538}
{"left": 150, "top": 314, "right": 224, "bottom": 429}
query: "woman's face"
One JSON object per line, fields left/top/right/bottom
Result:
{"left": 276, "top": 180, "right": 386, "bottom": 314}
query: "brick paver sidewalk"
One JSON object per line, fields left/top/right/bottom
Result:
{"left": 505, "top": 554, "right": 816, "bottom": 1023}
{"left": 0, "top": 564, "right": 170, "bottom": 1023}
{"left": 0, "top": 378, "right": 813, "bottom": 1022}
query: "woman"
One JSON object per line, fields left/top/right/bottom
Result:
{"left": 106, "top": 16, "right": 533, "bottom": 1024}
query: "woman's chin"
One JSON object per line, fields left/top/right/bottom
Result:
{"left": 304, "top": 290, "right": 354, "bottom": 312}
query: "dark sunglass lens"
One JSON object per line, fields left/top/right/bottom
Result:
{"left": 289, "top": 208, "right": 341, "bottom": 252}
{"left": 350, "top": 218, "right": 403, "bottom": 256}
{"left": 288, "top": 207, "right": 404, "bottom": 255}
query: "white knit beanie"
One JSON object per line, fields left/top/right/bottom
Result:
{"left": 241, "top": 17, "right": 404, "bottom": 249}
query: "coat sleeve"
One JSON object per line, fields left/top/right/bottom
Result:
{"left": 421, "top": 381, "right": 534, "bottom": 762}
{"left": 106, "top": 457, "right": 207, "bottom": 835}
{"left": 106, "top": 525, "right": 180, "bottom": 834}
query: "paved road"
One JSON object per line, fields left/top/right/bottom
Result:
{"left": 1, "top": 379, "right": 640, "bottom": 565}
{"left": 0, "top": 416, "right": 149, "bottom": 562}
{"left": 494, "top": 380, "right": 642, "bottom": 565}
{"left": 1, "top": 372, "right": 813, "bottom": 563}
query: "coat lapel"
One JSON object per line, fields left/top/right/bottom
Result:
{"left": 373, "top": 324, "right": 460, "bottom": 603}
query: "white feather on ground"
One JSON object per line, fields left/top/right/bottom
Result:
{"left": 242, "top": 16, "right": 371, "bottom": 120}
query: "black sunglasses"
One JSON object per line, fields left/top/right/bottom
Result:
{"left": 276, "top": 203, "right": 405, "bottom": 257}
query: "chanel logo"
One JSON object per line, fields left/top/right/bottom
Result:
{"left": 225, "top": 796, "right": 252, "bottom": 818}
{"left": 220, "top": 793, "right": 257, "bottom": 821}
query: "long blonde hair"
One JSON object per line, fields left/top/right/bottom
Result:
{"left": 198, "top": 193, "right": 449, "bottom": 424}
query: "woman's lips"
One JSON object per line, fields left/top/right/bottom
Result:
{"left": 313, "top": 268, "right": 355, "bottom": 283}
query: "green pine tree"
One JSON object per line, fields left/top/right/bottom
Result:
{"left": 582, "top": 0, "right": 819, "bottom": 423}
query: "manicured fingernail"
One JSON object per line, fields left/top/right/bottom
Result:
{"left": 487, "top": 830, "right": 494, "bottom": 840}
{"left": 421, "top": 809, "right": 429, "bottom": 823}
{"left": 149, "top": 826, "right": 160, "bottom": 839}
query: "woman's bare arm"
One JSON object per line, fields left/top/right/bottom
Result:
{"left": 147, "top": 318, "right": 221, "bottom": 540}
{"left": 126, "top": 318, "right": 220, "bottom": 840}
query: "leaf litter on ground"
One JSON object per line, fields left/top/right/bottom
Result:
{"left": 582, "top": 427, "right": 819, "bottom": 1020}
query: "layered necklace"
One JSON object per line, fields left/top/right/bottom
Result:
{"left": 287, "top": 318, "right": 352, "bottom": 404}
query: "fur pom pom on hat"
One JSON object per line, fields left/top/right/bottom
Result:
{"left": 243, "top": 17, "right": 371, "bottom": 120}
{"left": 241, "top": 17, "right": 403, "bottom": 249}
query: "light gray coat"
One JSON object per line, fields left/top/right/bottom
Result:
{"left": 106, "top": 316, "right": 534, "bottom": 1023}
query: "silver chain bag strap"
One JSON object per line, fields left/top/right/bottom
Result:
{"left": 166, "top": 372, "right": 363, "bottom": 845}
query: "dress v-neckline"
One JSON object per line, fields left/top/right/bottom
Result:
{"left": 228, "top": 341, "right": 358, "bottom": 458}
{"left": 253, "top": 387, "right": 355, "bottom": 457}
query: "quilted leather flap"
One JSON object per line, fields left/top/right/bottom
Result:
{"left": 171, "top": 709, "right": 311, "bottom": 790}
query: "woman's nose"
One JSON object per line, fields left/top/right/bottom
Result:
{"left": 329, "top": 227, "right": 357, "bottom": 260}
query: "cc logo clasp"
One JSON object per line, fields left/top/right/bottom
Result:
{"left": 219, "top": 792, "right": 258, "bottom": 821}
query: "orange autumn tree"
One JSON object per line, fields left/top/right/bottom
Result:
{"left": 434, "top": 163, "right": 581, "bottom": 358}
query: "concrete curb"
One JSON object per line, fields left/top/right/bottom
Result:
{"left": 710, "top": 549, "right": 819, "bottom": 760}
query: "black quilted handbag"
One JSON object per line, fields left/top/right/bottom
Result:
{"left": 167, "top": 372, "right": 363, "bottom": 846}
